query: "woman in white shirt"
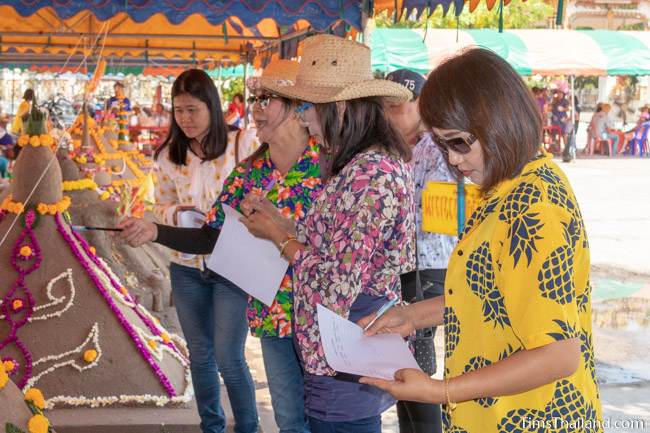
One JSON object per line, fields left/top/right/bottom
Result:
{"left": 152, "top": 69, "right": 258, "bottom": 433}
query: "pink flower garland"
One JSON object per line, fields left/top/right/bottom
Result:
{"left": 1, "top": 209, "right": 41, "bottom": 388}
{"left": 55, "top": 214, "right": 178, "bottom": 397}
{"left": 68, "top": 228, "right": 187, "bottom": 362}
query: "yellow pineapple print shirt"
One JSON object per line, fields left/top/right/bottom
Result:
{"left": 443, "top": 153, "right": 602, "bottom": 433}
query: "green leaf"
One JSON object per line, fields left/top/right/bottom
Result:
{"left": 6, "top": 423, "right": 26, "bottom": 433}
{"left": 284, "top": 170, "right": 305, "bottom": 187}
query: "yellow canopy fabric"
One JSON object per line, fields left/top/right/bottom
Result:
{"left": 0, "top": 6, "right": 312, "bottom": 65}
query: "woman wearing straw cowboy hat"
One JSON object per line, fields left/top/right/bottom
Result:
{"left": 119, "top": 59, "right": 323, "bottom": 433}
{"left": 239, "top": 34, "right": 416, "bottom": 433}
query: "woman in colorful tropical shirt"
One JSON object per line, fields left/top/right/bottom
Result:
{"left": 360, "top": 48, "right": 603, "bottom": 433}
{"left": 239, "top": 35, "right": 416, "bottom": 433}
{"left": 119, "top": 59, "right": 318, "bottom": 433}
{"left": 151, "top": 69, "right": 259, "bottom": 433}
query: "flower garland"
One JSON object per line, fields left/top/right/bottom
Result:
{"left": 0, "top": 209, "right": 41, "bottom": 389}
{"left": 1, "top": 195, "right": 71, "bottom": 216}
{"left": 2, "top": 384, "right": 53, "bottom": 433}
{"left": 55, "top": 214, "right": 183, "bottom": 400}
{"left": 61, "top": 179, "right": 98, "bottom": 192}
{"left": 17, "top": 134, "right": 56, "bottom": 152}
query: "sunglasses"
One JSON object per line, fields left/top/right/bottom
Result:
{"left": 431, "top": 130, "right": 477, "bottom": 154}
{"left": 247, "top": 93, "right": 278, "bottom": 109}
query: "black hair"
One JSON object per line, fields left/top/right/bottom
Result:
{"left": 154, "top": 69, "right": 228, "bottom": 165}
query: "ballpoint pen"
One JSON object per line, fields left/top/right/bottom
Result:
{"left": 363, "top": 297, "right": 399, "bottom": 331}
{"left": 71, "top": 225, "right": 123, "bottom": 232}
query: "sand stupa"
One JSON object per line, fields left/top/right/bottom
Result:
{"left": 0, "top": 111, "right": 191, "bottom": 409}
{"left": 60, "top": 109, "right": 171, "bottom": 313}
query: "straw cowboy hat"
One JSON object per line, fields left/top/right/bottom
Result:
{"left": 247, "top": 59, "right": 300, "bottom": 93}
{"left": 261, "top": 34, "right": 412, "bottom": 104}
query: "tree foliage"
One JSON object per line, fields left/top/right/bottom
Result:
{"left": 375, "top": 0, "right": 555, "bottom": 30}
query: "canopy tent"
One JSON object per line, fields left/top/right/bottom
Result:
{"left": 2, "top": 64, "right": 254, "bottom": 79}
{"left": 371, "top": 28, "right": 650, "bottom": 76}
{"left": 0, "top": 1, "right": 364, "bottom": 67}
{"left": 0, "top": 0, "right": 524, "bottom": 68}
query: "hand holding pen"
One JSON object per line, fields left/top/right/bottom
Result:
{"left": 358, "top": 298, "right": 415, "bottom": 338}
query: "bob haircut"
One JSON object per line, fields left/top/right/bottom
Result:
{"left": 154, "top": 69, "right": 228, "bottom": 165}
{"left": 419, "top": 48, "right": 542, "bottom": 192}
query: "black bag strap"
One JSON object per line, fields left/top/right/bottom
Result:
{"left": 234, "top": 129, "right": 242, "bottom": 164}
{"left": 414, "top": 236, "right": 424, "bottom": 302}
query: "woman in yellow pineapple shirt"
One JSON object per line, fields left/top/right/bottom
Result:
{"left": 360, "top": 48, "right": 602, "bottom": 433}
{"left": 11, "top": 89, "right": 34, "bottom": 135}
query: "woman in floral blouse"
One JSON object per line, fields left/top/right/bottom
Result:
{"left": 119, "top": 60, "right": 318, "bottom": 433}
{"left": 153, "top": 69, "right": 258, "bottom": 433}
{"left": 360, "top": 49, "right": 602, "bottom": 433}
{"left": 240, "top": 35, "right": 416, "bottom": 433}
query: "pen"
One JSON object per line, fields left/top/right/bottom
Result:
{"left": 249, "top": 179, "right": 276, "bottom": 216}
{"left": 264, "top": 178, "right": 277, "bottom": 196}
{"left": 363, "top": 297, "right": 399, "bottom": 331}
{"left": 71, "top": 225, "right": 124, "bottom": 232}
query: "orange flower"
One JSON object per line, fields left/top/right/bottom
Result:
{"left": 29, "top": 136, "right": 41, "bottom": 147}
{"left": 303, "top": 177, "right": 321, "bottom": 189}
{"left": 19, "top": 246, "right": 33, "bottom": 258}
{"left": 83, "top": 349, "right": 98, "bottom": 363}
{"left": 27, "top": 413, "right": 49, "bottom": 433}
{"left": 3, "top": 360, "right": 16, "bottom": 373}
{"left": 25, "top": 388, "right": 46, "bottom": 409}
{"left": 12, "top": 299, "right": 24, "bottom": 311}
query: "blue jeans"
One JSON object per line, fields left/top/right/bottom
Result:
{"left": 261, "top": 336, "right": 310, "bottom": 433}
{"left": 170, "top": 263, "right": 258, "bottom": 433}
{"left": 308, "top": 415, "right": 381, "bottom": 433}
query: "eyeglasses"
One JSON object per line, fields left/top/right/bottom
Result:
{"left": 431, "top": 130, "right": 476, "bottom": 154}
{"left": 247, "top": 93, "right": 277, "bottom": 109}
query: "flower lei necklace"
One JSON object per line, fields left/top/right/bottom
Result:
{"left": 1, "top": 195, "right": 71, "bottom": 216}
{"left": 17, "top": 134, "right": 56, "bottom": 152}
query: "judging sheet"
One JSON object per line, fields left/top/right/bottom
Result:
{"left": 207, "top": 204, "right": 288, "bottom": 305}
{"left": 317, "top": 304, "right": 420, "bottom": 380}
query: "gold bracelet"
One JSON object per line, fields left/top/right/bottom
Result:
{"left": 444, "top": 376, "right": 457, "bottom": 412}
{"left": 278, "top": 235, "right": 297, "bottom": 257}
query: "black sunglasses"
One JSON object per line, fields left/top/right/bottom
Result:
{"left": 247, "top": 93, "right": 277, "bottom": 109}
{"left": 431, "top": 130, "right": 476, "bottom": 154}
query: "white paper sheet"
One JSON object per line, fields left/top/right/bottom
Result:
{"left": 207, "top": 204, "right": 289, "bottom": 305}
{"left": 317, "top": 304, "right": 421, "bottom": 380}
{"left": 177, "top": 209, "right": 205, "bottom": 261}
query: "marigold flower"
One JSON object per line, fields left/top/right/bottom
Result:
{"left": 28, "top": 414, "right": 50, "bottom": 433}
{"left": 25, "top": 388, "right": 46, "bottom": 409}
{"left": 83, "top": 349, "right": 98, "bottom": 363}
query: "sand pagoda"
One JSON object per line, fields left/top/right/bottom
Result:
{"left": 0, "top": 366, "right": 55, "bottom": 433}
{"left": 0, "top": 112, "right": 191, "bottom": 410}
{"left": 58, "top": 110, "right": 172, "bottom": 313}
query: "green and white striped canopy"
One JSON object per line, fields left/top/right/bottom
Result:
{"left": 371, "top": 28, "right": 650, "bottom": 76}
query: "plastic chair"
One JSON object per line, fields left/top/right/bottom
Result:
{"left": 628, "top": 122, "right": 650, "bottom": 157}
{"left": 585, "top": 131, "right": 613, "bottom": 157}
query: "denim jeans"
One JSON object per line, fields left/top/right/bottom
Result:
{"left": 261, "top": 335, "right": 310, "bottom": 433}
{"left": 308, "top": 415, "right": 381, "bottom": 433}
{"left": 170, "top": 263, "right": 258, "bottom": 433}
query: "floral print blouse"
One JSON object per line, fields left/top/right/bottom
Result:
{"left": 292, "top": 149, "right": 416, "bottom": 376}
{"left": 205, "top": 138, "right": 322, "bottom": 338}
{"left": 154, "top": 129, "right": 258, "bottom": 269}
{"left": 443, "top": 153, "right": 602, "bottom": 432}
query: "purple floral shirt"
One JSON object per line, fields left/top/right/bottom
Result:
{"left": 292, "top": 149, "right": 416, "bottom": 376}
